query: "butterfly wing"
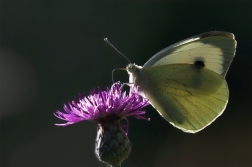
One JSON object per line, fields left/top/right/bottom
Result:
{"left": 142, "top": 31, "right": 236, "bottom": 77}
{"left": 138, "top": 31, "right": 236, "bottom": 133}
{"left": 140, "top": 64, "right": 228, "bottom": 133}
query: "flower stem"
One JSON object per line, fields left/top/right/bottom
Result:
{"left": 110, "top": 165, "right": 121, "bottom": 167}
{"left": 106, "top": 163, "right": 121, "bottom": 167}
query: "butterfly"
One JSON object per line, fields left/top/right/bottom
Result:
{"left": 126, "top": 31, "right": 237, "bottom": 133}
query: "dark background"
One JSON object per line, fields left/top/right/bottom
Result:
{"left": 0, "top": 0, "right": 251, "bottom": 167}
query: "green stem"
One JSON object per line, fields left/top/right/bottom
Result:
{"left": 105, "top": 163, "right": 121, "bottom": 167}
{"left": 110, "top": 165, "right": 121, "bottom": 167}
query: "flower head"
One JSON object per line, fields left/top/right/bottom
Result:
{"left": 54, "top": 82, "right": 149, "bottom": 126}
{"left": 54, "top": 83, "right": 149, "bottom": 167}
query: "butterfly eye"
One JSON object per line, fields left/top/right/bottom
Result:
{"left": 127, "top": 64, "right": 134, "bottom": 71}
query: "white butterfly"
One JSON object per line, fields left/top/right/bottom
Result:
{"left": 126, "top": 31, "right": 237, "bottom": 133}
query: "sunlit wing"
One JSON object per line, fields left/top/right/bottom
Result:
{"left": 141, "top": 64, "right": 228, "bottom": 133}
{"left": 142, "top": 31, "right": 236, "bottom": 77}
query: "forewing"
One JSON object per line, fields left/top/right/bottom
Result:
{"left": 140, "top": 64, "right": 228, "bottom": 133}
{"left": 142, "top": 31, "right": 236, "bottom": 77}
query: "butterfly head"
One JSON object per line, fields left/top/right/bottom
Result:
{"left": 126, "top": 63, "right": 142, "bottom": 85}
{"left": 126, "top": 63, "right": 142, "bottom": 73}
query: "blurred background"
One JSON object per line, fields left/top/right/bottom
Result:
{"left": 0, "top": 0, "right": 251, "bottom": 167}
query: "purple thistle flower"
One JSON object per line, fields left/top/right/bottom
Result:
{"left": 54, "top": 83, "right": 149, "bottom": 126}
{"left": 54, "top": 83, "right": 149, "bottom": 167}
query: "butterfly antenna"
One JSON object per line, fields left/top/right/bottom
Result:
{"left": 104, "top": 38, "right": 131, "bottom": 63}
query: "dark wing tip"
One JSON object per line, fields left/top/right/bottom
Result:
{"left": 200, "top": 31, "right": 235, "bottom": 39}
